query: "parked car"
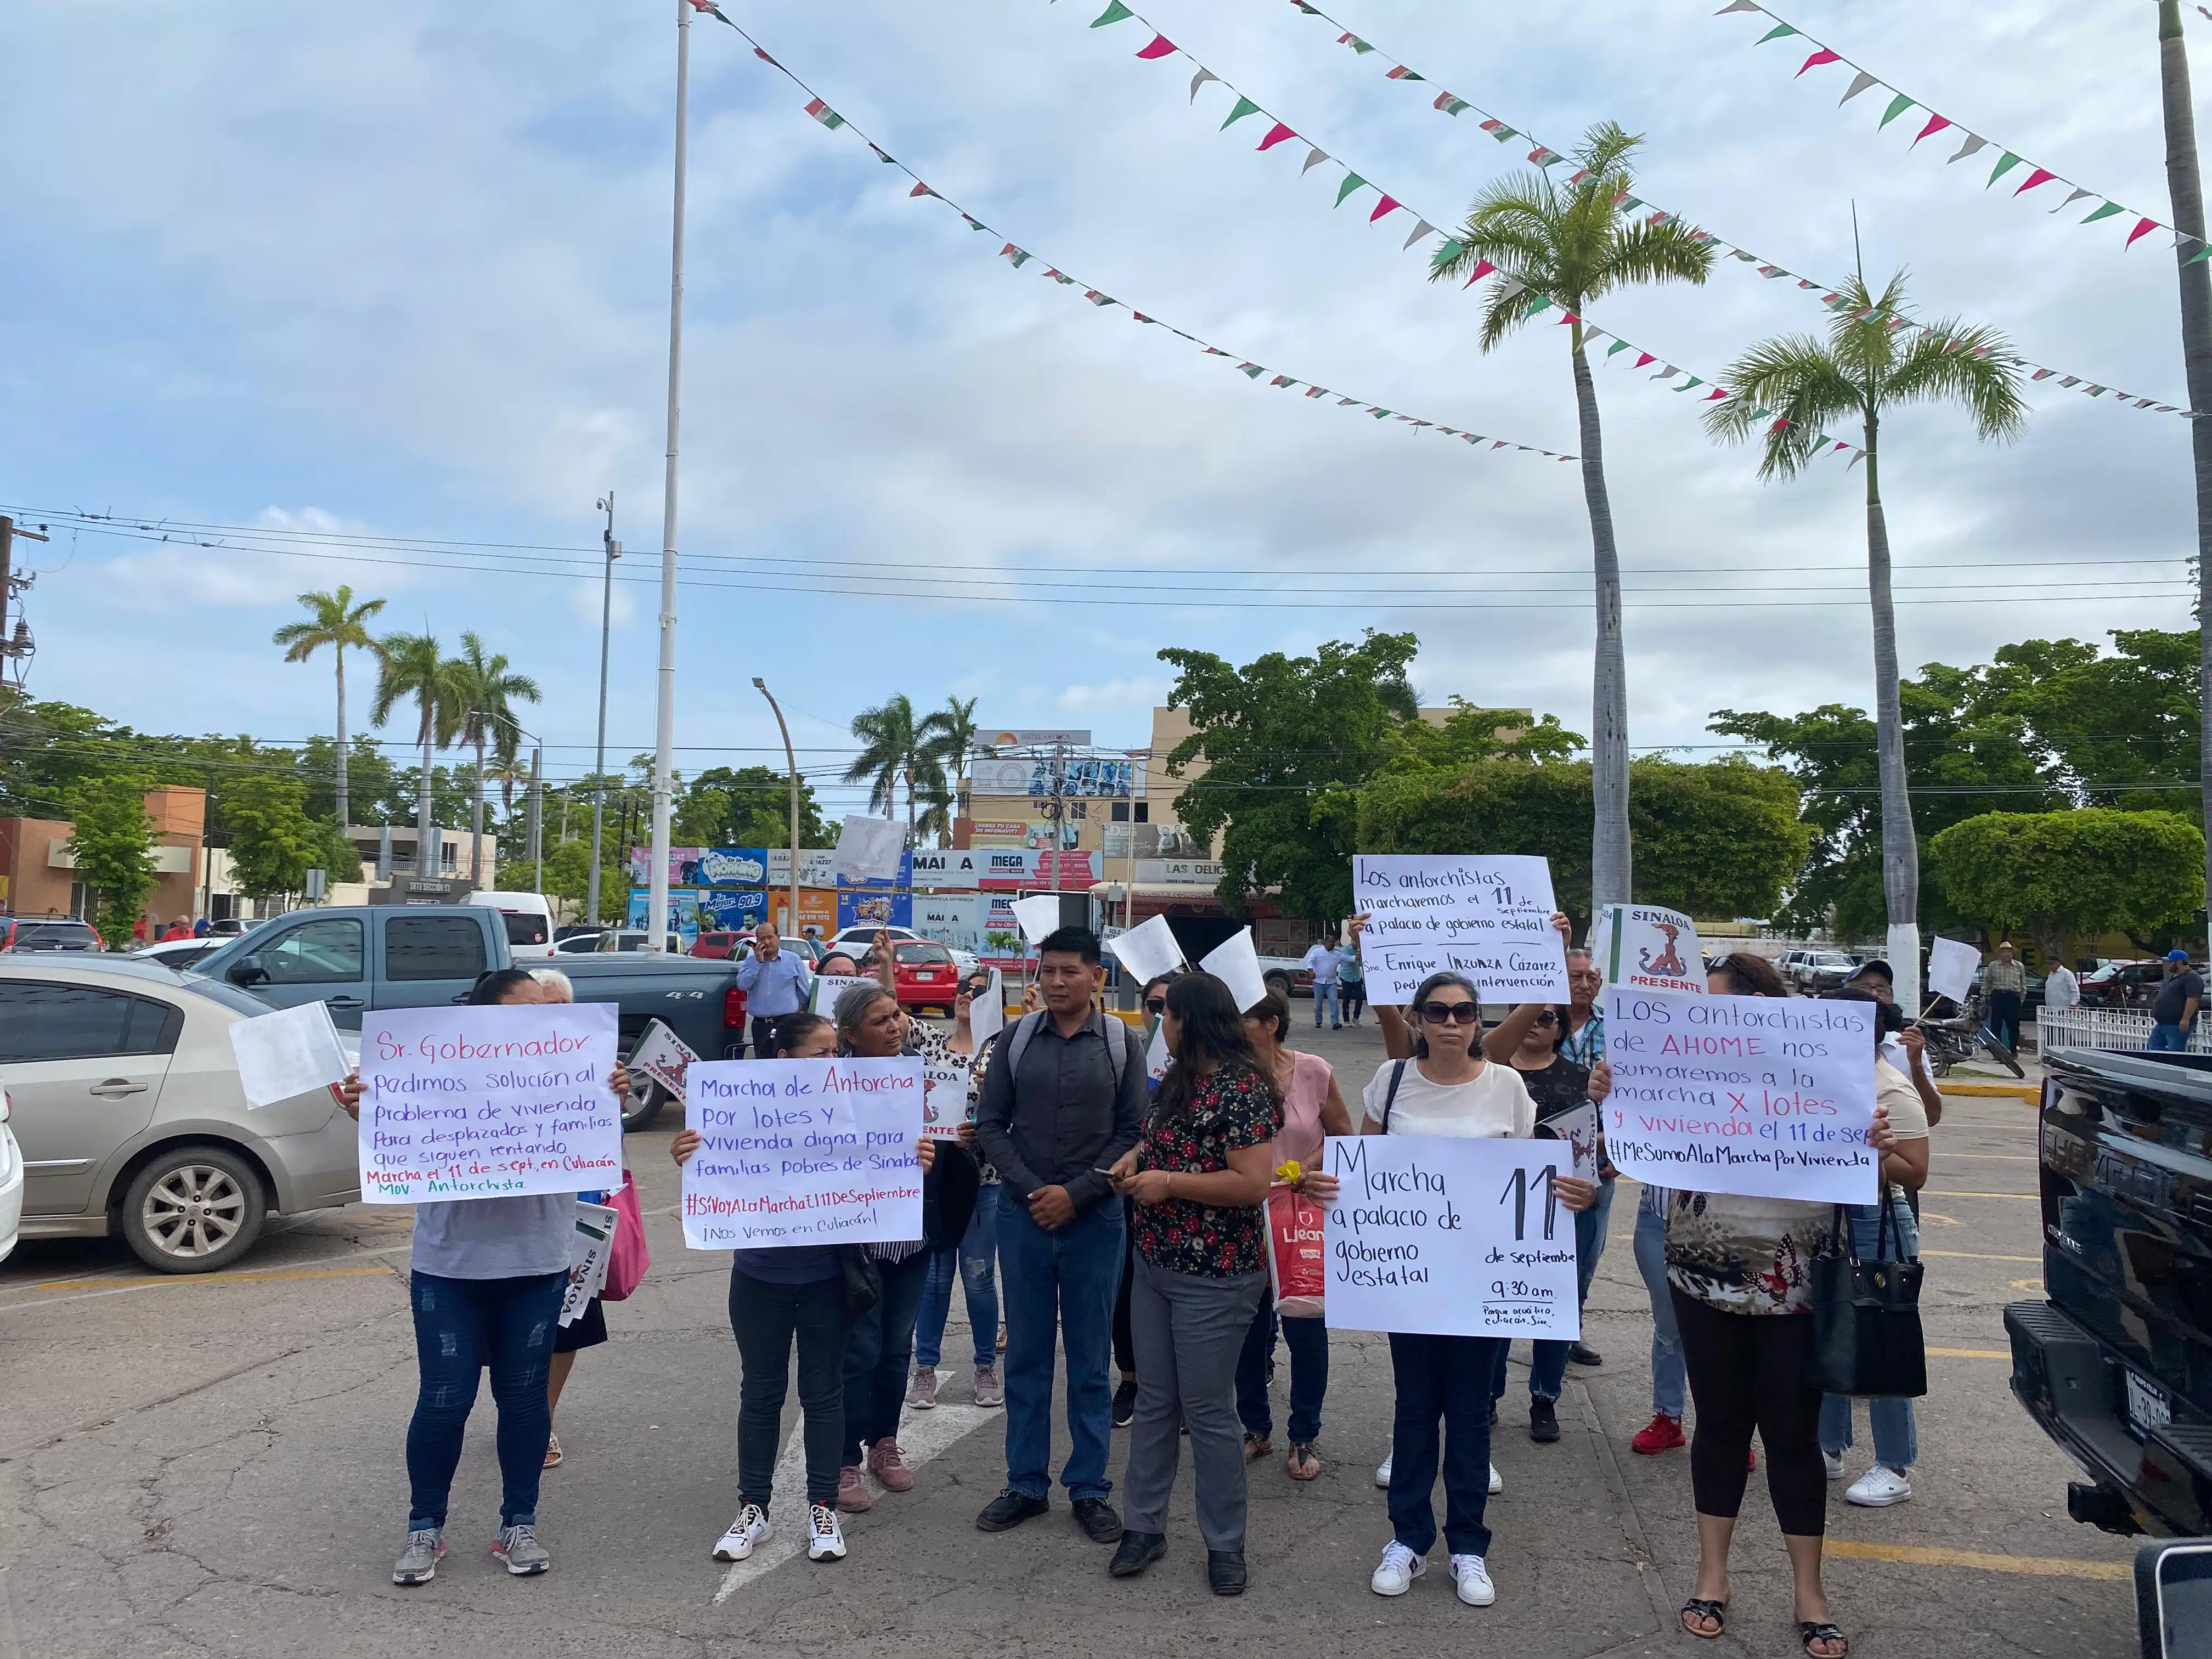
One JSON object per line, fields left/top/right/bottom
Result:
{"left": 0, "top": 957, "right": 361, "bottom": 1272}
{"left": 553, "top": 930, "right": 607, "bottom": 955}
{"left": 131, "top": 938, "right": 224, "bottom": 973}
{"left": 190, "top": 905, "right": 747, "bottom": 1130}
{"left": 594, "top": 930, "right": 682, "bottom": 954}
{"left": 0, "top": 1087, "right": 20, "bottom": 1266}
{"left": 888, "top": 941, "right": 961, "bottom": 1012}
{"left": 2079, "top": 961, "right": 2166, "bottom": 1012}
{"left": 827, "top": 924, "right": 979, "bottom": 978}
{"left": 2006, "top": 1047, "right": 2212, "bottom": 1538}
{"left": 463, "top": 890, "right": 556, "bottom": 960}
{"left": 205, "top": 917, "right": 255, "bottom": 938}
{"left": 0, "top": 917, "right": 104, "bottom": 953}
{"left": 1785, "top": 950, "right": 1859, "bottom": 992}
{"left": 690, "top": 931, "right": 744, "bottom": 960}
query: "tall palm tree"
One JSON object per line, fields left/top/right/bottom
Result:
{"left": 1431, "top": 122, "right": 1714, "bottom": 910}
{"left": 2155, "top": 0, "right": 2212, "bottom": 957}
{"left": 844, "top": 694, "right": 946, "bottom": 845}
{"left": 1705, "top": 270, "right": 2026, "bottom": 1010}
{"left": 919, "top": 695, "right": 985, "bottom": 837}
{"left": 271, "top": 585, "right": 386, "bottom": 830}
{"left": 450, "top": 631, "right": 542, "bottom": 887}
{"left": 370, "top": 631, "right": 464, "bottom": 877}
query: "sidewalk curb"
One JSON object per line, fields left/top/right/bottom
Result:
{"left": 1939, "top": 1081, "right": 2040, "bottom": 1101}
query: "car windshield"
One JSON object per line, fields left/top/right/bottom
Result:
{"left": 180, "top": 977, "right": 278, "bottom": 1017}
{"left": 895, "top": 944, "right": 952, "bottom": 964}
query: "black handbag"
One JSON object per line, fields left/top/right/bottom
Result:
{"left": 839, "top": 1245, "right": 882, "bottom": 1317}
{"left": 1808, "top": 1187, "right": 1926, "bottom": 1398}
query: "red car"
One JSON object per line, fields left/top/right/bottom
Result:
{"left": 690, "top": 931, "right": 744, "bottom": 960}
{"left": 889, "top": 941, "right": 961, "bottom": 1012}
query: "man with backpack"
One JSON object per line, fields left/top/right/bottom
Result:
{"left": 972, "top": 927, "right": 1147, "bottom": 1547}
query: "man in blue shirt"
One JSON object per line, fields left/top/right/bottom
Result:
{"left": 735, "top": 921, "right": 814, "bottom": 1057}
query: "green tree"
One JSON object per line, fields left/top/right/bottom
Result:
{"left": 543, "top": 836, "right": 628, "bottom": 923}
{"left": 674, "top": 765, "right": 828, "bottom": 848}
{"left": 1356, "top": 756, "right": 1809, "bottom": 933}
{"left": 449, "top": 631, "right": 541, "bottom": 888}
{"left": 314, "top": 817, "right": 364, "bottom": 889}
{"left": 370, "top": 631, "right": 463, "bottom": 877}
{"left": 1430, "top": 122, "right": 1716, "bottom": 911}
{"left": 272, "top": 585, "right": 386, "bottom": 830}
{"left": 301, "top": 735, "right": 396, "bottom": 825}
{"left": 64, "top": 776, "right": 159, "bottom": 946}
{"left": 224, "top": 771, "right": 323, "bottom": 900}
{"left": 1929, "top": 809, "right": 2205, "bottom": 964}
{"left": 1706, "top": 269, "right": 2027, "bottom": 1002}
{"left": 917, "top": 696, "right": 984, "bottom": 846}
{"left": 1984, "top": 629, "right": 2200, "bottom": 812}
{"left": 1159, "top": 631, "right": 1420, "bottom": 921}
{"left": 844, "top": 695, "right": 944, "bottom": 844}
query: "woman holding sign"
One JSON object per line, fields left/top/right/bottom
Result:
{"left": 911, "top": 970, "right": 1007, "bottom": 1412}
{"left": 1360, "top": 970, "right": 1596, "bottom": 1611}
{"left": 334, "top": 968, "right": 634, "bottom": 1587}
{"left": 1106, "top": 973, "right": 1282, "bottom": 1596}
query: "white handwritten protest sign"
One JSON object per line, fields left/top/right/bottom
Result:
{"left": 810, "top": 974, "right": 877, "bottom": 1015}
{"left": 1321, "top": 1134, "right": 1579, "bottom": 1339}
{"left": 1601, "top": 987, "right": 1877, "bottom": 1204}
{"left": 1352, "top": 854, "right": 1568, "bottom": 1005}
{"left": 679, "top": 1058, "right": 924, "bottom": 1249}
{"left": 359, "top": 1003, "right": 622, "bottom": 1204}
{"left": 923, "top": 1053, "right": 972, "bottom": 1141}
{"left": 1588, "top": 902, "right": 1707, "bottom": 996}
{"left": 833, "top": 815, "right": 905, "bottom": 884}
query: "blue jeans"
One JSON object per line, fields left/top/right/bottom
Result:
{"left": 998, "top": 1194, "right": 1125, "bottom": 1501}
{"left": 842, "top": 1249, "right": 933, "bottom": 1465}
{"left": 1234, "top": 1306, "right": 1329, "bottom": 1442}
{"left": 1387, "top": 1332, "right": 1503, "bottom": 1558}
{"left": 1633, "top": 1187, "right": 1688, "bottom": 1418}
{"left": 915, "top": 1182, "right": 1003, "bottom": 1370}
{"left": 1819, "top": 1195, "right": 1921, "bottom": 1469}
{"left": 1312, "top": 982, "right": 1339, "bottom": 1026}
{"left": 1492, "top": 1174, "right": 1616, "bottom": 1403}
{"left": 2149, "top": 1022, "right": 2192, "bottom": 1052}
{"left": 405, "top": 1269, "right": 565, "bottom": 1530}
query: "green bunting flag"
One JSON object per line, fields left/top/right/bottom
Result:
{"left": 1877, "top": 93, "right": 1914, "bottom": 129}
{"left": 2081, "top": 201, "right": 2125, "bottom": 224}
{"left": 1335, "top": 172, "right": 1368, "bottom": 207}
{"left": 1090, "top": 1, "right": 1134, "bottom": 27}
{"left": 1757, "top": 23, "right": 1798, "bottom": 42}
{"left": 1221, "top": 95, "right": 1262, "bottom": 129}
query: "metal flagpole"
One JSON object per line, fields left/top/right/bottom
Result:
{"left": 647, "top": 0, "right": 690, "bottom": 953}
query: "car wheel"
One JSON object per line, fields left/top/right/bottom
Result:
{"left": 119, "top": 1145, "right": 267, "bottom": 1274}
{"left": 622, "top": 1076, "right": 669, "bottom": 1133}
{"left": 1263, "top": 971, "right": 1293, "bottom": 1002}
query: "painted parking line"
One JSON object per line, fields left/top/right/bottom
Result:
{"left": 712, "top": 1390, "right": 998, "bottom": 1604}
{"left": 1825, "top": 1539, "right": 2127, "bottom": 1582}
{"left": 1921, "top": 1249, "right": 2039, "bottom": 1263}
{"left": 1926, "top": 1347, "right": 2010, "bottom": 1360}
{"left": 1923, "top": 1190, "right": 2038, "bottom": 1201}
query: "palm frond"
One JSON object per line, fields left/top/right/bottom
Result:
{"left": 1704, "top": 334, "right": 1865, "bottom": 481}
{"left": 1883, "top": 319, "right": 2030, "bottom": 442}
{"left": 1590, "top": 218, "right": 1715, "bottom": 301}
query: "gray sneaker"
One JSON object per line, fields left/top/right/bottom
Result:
{"left": 972, "top": 1363, "right": 1004, "bottom": 1408}
{"left": 392, "top": 1526, "right": 445, "bottom": 1586}
{"left": 492, "top": 1522, "right": 550, "bottom": 1576}
{"left": 907, "top": 1365, "right": 938, "bottom": 1410}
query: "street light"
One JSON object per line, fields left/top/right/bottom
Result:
{"left": 754, "top": 677, "right": 801, "bottom": 938}
{"left": 646, "top": 0, "right": 691, "bottom": 955}
{"left": 588, "top": 494, "right": 621, "bottom": 926}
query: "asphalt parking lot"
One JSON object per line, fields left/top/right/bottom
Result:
{"left": 0, "top": 1017, "right": 2138, "bottom": 1658}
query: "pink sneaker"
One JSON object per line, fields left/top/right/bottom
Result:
{"left": 836, "top": 1464, "right": 872, "bottom": 1513}
{"left": 867, "top": 1438, "right": 915, "bottom": 1493}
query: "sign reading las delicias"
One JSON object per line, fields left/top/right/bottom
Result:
{"left": 679, "top": 1058, "right": 924, "bottom": 1249}
{"left": 358, "top": 1003, "right": 623, "bottom": 1204}
{"left": 1601, "top": 988, "right": 1878, "bottom": 1204}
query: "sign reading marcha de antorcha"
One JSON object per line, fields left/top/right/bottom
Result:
{"left": 679, "top": 1058, "right": 924, "bottom": 1250}
{"left": 1352, "top": 854, "right": 1569, "bottom": 1005}
{"left": 1320, "top": 1134, "right": 1580, "bottom": 1340}
{"left": 358, "top": 1003, "right": 623, "bottom": 1204}
{"left": 1601, "top": 988, "right": 1878, "bottom": 1205}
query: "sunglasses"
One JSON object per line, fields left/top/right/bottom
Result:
{"left": 1418, "top": 1001, "right": 1481, "bottom": 1026}
{"left": 1533, "top": 1011, "right": 1560, "bottom": 1027}
{"left": 1144, "top": 997, "right": 1167, "bottom": 1013}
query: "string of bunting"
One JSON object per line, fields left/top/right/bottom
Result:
{"left": 1271, "top": 0, "right": 2186, "bottom": 417}
{"left": 1063, "top": 0, "right": 1869, "bottom": 459}
{"left": 678, "top": 1, "right": 1576, "bottom": 461}
{"left": 1719, "top": 2, "right": 2212, "bottom": 293}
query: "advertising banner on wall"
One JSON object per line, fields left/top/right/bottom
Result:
{"left": 968, "top": 756, "right": 1144, "bottom": 799}
{"left": 837, "top": 890, "right": 914, "bottom": 932}
{"left": 915, "top": 894, "right": 987, "bottom": 955}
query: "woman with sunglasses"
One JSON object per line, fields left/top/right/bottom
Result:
{"left": 1111, "top": 971, "right": 1180, "bottom": 1427}
{"left": 1363, "top": 972, "right": 1596, "bottom": 1610}
{"left": 911, "top": 970, "right": 1008, "bottom": 1411}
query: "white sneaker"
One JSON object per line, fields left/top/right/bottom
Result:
{"left": 1822, "top": 1448, "right": 1844, "bottom": 1481}
{"left": 1488, "top": 1463, "right": 1503, "bottom": 1495}
{"left": 1370, "top": 1539, "right": 1425, "bottom": 1595}
{"left": 1845, "top": 1464, "right": 1912, "bottom": 1507}
{"left": 806, "top": 1502, "right": 848, "bottom": 1561}
{"left": 1449, "top": 1553, "right": 1496, "bottom": 1606}
{"left": 713, "top": 1503, "right": 770, "bottom": 1562}
{"left": 1374, "top": 1453, "right": 1393, "bottom": 1488}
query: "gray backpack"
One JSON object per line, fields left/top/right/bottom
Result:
{"left": 1006, "top": 1008, "right": 1141, "bottom": 1092}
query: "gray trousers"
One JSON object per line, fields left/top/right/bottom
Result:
{"left": 1122, "top": 1252, "right": 1268, "bottom": 1551}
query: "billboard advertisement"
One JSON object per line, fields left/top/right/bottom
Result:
{"left": 968, "top": 757, "right": 1144, "bottom": 799}
{"left": 631, "top": 846, "right": 908, "bottom": 890}
{"left": 837, "top": 890, "right": 913, "bottom": 932}
{"left": 914, "top": 894, "right": 987, "bottom": 955}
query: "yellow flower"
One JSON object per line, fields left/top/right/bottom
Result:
{"left": 1273, "top": 1159, "right": 1302, "bottom": 1184}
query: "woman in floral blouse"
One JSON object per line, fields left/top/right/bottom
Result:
{"left": 1105, "top": 972, "right": 1282, "bottom": 1596}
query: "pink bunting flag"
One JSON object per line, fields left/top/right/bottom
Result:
{"left": 1463, "top": 258, "right": 1498, "bottom": 287}
{"left": 1257, "top": 121, "right": 1297, "bottom": 151}
{"left": 1557, "top": 311, "right": 1581, "bottom": 325}
{"left": 1769, "top": 417, "right": 1792, "bottom": 433}
{"left": 1633, "top": 352, "right": 1655, "bottom": 369}
{"left": 2128, "top": 217, "right": 2160, "bottom": 248}
{"left": 1369, "top": 194, "right": 1401, "bottom": 222}
{"left": 1135, "top": 32, "right": 1177, "bottom": 59}
{"left": 2012, "top": 167, "right": 2056, "bottom": 196}
{"left": 1797, "top": 48, "right": 1840, "bottom": 75}
{"left": 1705, "top": 388, "right": 1729, "bottom": 400}
{"left": 1911, "top": 114, "right": 1952, "bottom": 148}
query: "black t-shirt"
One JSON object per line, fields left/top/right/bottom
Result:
{"left": 1513, "top": 1054, "right": 1592, "bottom": 1123}
{"left": 2153, "top": 969, "right": 2204, "bottom": 1026}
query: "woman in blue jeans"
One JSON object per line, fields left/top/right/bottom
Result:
{"left": 911, "top": 972, "right": 1005, "bottom": 1410}
{"left": 335, "top": 968, "right": 633, "bottom": 1587}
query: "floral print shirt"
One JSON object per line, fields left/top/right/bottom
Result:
{"left": 1131, "top": 1064, "right": 1282, "bottom": 1279}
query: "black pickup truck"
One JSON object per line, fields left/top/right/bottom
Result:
{"left": 2005, "top": 1048, "right": 2212, "bottom": 1541}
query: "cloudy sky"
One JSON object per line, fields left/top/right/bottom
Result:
{"left": 0, "top": 0, "right": 2196, "bottom": 815}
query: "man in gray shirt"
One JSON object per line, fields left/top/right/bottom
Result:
{"left": 973, "top": 927, "right": 1146, "bottom": 1544}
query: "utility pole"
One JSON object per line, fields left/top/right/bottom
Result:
{"left": 588, "top": 494, "right": 620, "bottom": 924}
{"left": 0, "top": 516, "right": 49, "bottom": 685}
{"left": 646, "top": 0, "right": 690, "bottom": 955}
{"left": 754, "top": 678, "right": 803, "bottom": 936}
{"left": 527, "top": 744, "right": 544, "bottom": 894}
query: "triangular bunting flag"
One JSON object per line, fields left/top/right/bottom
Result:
{"left": 1136, "top": 33, "right": 1176, "bottom": 59}
{"left": 1305, "top": 385, "right": 1328, "bottom": 397}
{"left": 2187, "top": 245, "right": 2212, "bottom": 265}
{"left": 1403, "top": 217, "right": 1436, "bottom": 250}
{"left": 1301, "top": 146, "right": 1331, "bottom": 174}
{"left": 1878, "top": 93, "right": 1915, "bottom": 129}
{"left": 868, "top": 144, "right": 895, "bottom": 163}
{"left": 1988, "top": 151, "right": 2023, "bottom": 186}
{"left": 1654, "top": 364, "right": 1680, "bottom": 380}
{"left": 1527, "top": 146, "right": 1562, "bottom": 167}
{"left": 1705, "top": 388, "right": 1729, "bottom": 400}
{"left": 1084, "top": 291, "right": 1116, "bottom": 306}
{"left": 1948, "top": 133, "right": 1988, "bottom": 164}
{"left": 2052, "top": 187, "right": 2094, "bottom": 214}
{"left": 1714, "top": 1, "right": 1765, "bottom": 12}
{"left": 1911, "top": 113, "right": 1952, "bottom": 147}
{"left": 2013, "top": 167, "right": 2057, "bottom": 196}
{"left": 1337, "top": 32, "right": 1374, "bottom": 53}
{"left": 1237, "top": 363, "right": 1265, "bottom": 377}
{"left": 1369, "top": 194, "right": 1402, "bottom": 222}
{"left": 1089, "top": 0, "right": 1134, "bottom": 27}
{"left": 1334, "top": 172, "right": 1368, "bottom": 207}
{"left": 1338, "top": 397, "right": 1360, "bottom": 405}
{"left": 1676, "top": 376, "right": 1704, "bottom": 391}
{"left": 1607, "top": 339, "right": 1633, "bottom": 356}
{"left": 1434, "top": 239, "right": 1466, "bottom": 264}
{"left": 1634, "top": 352, "right": 1655, "bottom": 368}
{"left": 2030, "top": 368, "right": 2055, "bottom": 381}
{"left": 1385, "top": 65, "right": 1425, "bottom": 82}
{"left": 1464, "top": 257, "right": 1498, "bottom": 286}
{"left": 1202, "top": 346, "right": 1228, "bottom": 356}
{"left": 1000, "top": 244, "right": 1031, "bottom": 268}
{"left": 1269, "top": 374, "right": 1296, "bottom": 387}
{"left": 1478, "top": 119, "right": 1517, "bottom": 143}
{"left": 1798, "top": 48, "right": 1840, "bottom": 75}
{"left": 1189, "top": 67, "right": 1217, "bottom": 101}
{"left": 1757, "top": 22, "right": 1799, "bottom": 42}
{"left": 2080, "top": 200, "right": 2127, "bottom": 224}
{"left": 909, "top": 182, "right": 935, "bottom": 198}
{"left": 1840, "top": 70, "right": 1880, "bottom": 103}
{"left": 1257, "top": 121, "right": 1297, "bottom": 151}
{"left": 2128, "top": 217, "right": 2161, "bottom": 248}
{"left": 1221, "top": 96, "right": 1262, "bottom": 129}
{"left": 1524, "top": 294, "right": 1555, "bottom": 317}
{"left": 1435, "top": 92, "right": 1470, "bottom": 115}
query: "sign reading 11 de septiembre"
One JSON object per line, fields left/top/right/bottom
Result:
{"left": 1352, "top": 854, "right": 1568, "bottom": 1005}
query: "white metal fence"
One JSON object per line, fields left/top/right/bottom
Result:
{"left": 2036, "top": 1006, "right": 2212, "bottom": 1055}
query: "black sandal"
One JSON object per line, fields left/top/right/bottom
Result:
{"left": 1799, "top": 1621, "right": 1848, "bottom": 1657}
{"left": 1679, "top": 1598, "right": 1726, "bottom": 1639}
